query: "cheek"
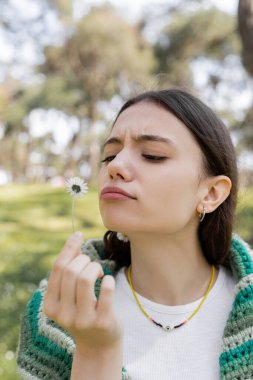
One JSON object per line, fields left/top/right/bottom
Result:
{"left": 148, "top": 163, "right": 198, "bottom": 196}
{"left": 143, "top": 166, "right": 199, "bottom": 218}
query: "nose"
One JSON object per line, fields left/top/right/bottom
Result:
{"left": 107, "top": 150, "right": 133, "bottom": 181}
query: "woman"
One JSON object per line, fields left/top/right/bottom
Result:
{"left": 17, "top": 89, "right": 253, "bottom": 380}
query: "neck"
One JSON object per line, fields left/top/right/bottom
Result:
{"left": 125, "top": 230, "right": 218, "bottom": 306}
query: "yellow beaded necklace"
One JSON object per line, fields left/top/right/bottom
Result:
{"left": 127, "top": 265, "right": 215, "bottom": 332}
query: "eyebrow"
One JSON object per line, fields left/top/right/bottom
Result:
{"left": 102, "top": 134, "right": 176, "bottom": 151}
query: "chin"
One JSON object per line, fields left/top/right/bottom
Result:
{"left": 100, "top": 215, "right": 131, "bottom": 232}
{"left": 100, "top": 207, "right": 131, "bottom": 225}
{"left": 102, "top": 221, "right": 126, "bottom": 232}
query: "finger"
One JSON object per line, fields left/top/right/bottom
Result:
{"left": 75, "top": 262, "right": 104, "bottom": 321}
{"left": 96, "top": 275, "right": 116, "bottom": 318}
{"left": 44, "top": 232, "right": 84, "bottom": 312}
{"left": 60, "top": 254, "right": 91, "bottom": 309}
{"left": 57, "top": 232, "right": 84, "bottom": 262}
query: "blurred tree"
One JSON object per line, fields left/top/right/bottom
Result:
{"left": 0, "top": 78, "right": 29, "bottom": 181}
{"left": 0, "top": 78, "right": 64, "bottom": 182}
{"left": 154, "top": 7, "right": 240, "bottom": 88}
{"left": 0, "top": 0, "right": 74, "bottom": 182}
{"left": 236, "top": 0, "right": 253, "bottom": 150}
{"left": 153, "top": 3, "right": 253, "bottom": 185}
{"left": 0, "top": 0, "right": 66, "bottom": 78}
{"left": 238, "top": 0, "right": 253, "bottom": 76}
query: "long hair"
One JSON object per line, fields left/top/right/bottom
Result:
{"left": 103, "top": 88, "right": 238, "bottom": 270}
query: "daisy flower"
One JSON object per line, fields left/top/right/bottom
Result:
{"left": 66, "top": 176, "right": 88, "bottom": 198}
{"left": 66, "top": 177, "right": 88, "bottom": 233}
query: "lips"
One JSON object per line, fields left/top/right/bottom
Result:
{"left": 100, "top": 186, "right": 136, "bottom": 199}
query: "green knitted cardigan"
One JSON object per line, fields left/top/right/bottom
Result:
{"left": 17, "top": 234, "right": 253, "bottom": 380}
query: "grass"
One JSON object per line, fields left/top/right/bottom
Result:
{"left": 0, "top": 183, "right": 252, "bottom": 379}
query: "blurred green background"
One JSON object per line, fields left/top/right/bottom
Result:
{"left": 0, "top": 0, "right": 253, "bottom": 378}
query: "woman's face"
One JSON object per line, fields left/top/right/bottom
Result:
{"left": 98, "top": 101, "right": 206, "bottom": 236}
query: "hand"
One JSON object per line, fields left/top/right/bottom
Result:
{"left": 43, "top": 232, "right": 123, "bottom": 355}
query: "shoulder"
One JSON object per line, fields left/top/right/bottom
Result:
{"left": 222, "top": 234, "right": 253, "bottom": 277}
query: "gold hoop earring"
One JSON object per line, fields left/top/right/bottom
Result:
{"left": 199, "top": 205, "right": 206, "bottom": 222}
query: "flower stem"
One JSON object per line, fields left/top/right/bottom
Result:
{"left": 71, "top": 197, "right": 76, "bottom": 233}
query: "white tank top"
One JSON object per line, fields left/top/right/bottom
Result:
{"left": 114, "top": 265, "right": 236, "bottom": 380}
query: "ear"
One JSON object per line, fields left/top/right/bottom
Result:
{"left": 197, "top": 175, "right": 232, "bottom": 214}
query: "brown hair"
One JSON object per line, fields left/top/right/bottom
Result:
{"left": 103, "top": 88, "right": 238, "bottom": 270}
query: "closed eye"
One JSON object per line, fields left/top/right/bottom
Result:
{"left": 100, "top": 155, "right": 116, "bottom": 163}
{"left": 100, "top": 155, "right": 167, "bottom": 163}
{"left": 142, "top": 155, "right": 167, "bottom": 162}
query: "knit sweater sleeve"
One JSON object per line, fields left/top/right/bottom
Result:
{"left": 16, "top": 278, "right": 75, "bottom": 380}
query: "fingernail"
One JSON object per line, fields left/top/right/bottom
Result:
{"left": 73, "top": 231, "right": 83, "bottom": 240}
